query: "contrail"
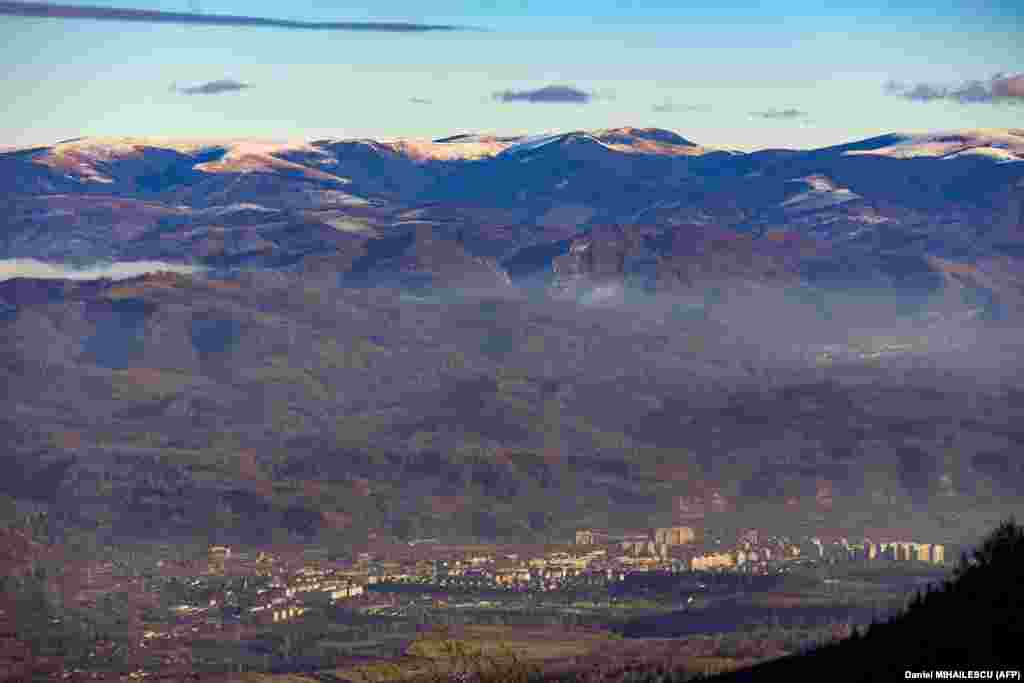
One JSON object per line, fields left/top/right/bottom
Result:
{"left": 0, "top": 1, "right": 484, "bottom": 32}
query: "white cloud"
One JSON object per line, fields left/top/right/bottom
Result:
{"left": 0, "top": 259, "right": 204, "bottom": 282}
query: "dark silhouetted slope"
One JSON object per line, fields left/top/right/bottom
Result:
{"left": 705, "top": 519, "right": 1024, "bottom": 681}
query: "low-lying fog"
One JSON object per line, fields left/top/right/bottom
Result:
{"left": 0, "top": 258, "right": 205, "bottom": 282}
{"left": 2, "top": 259, "right": 1021, "bottom": 386}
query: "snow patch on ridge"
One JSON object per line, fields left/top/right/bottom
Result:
{"left": 780, "top": 175, "right": 861, "bottom": 211}
{"left": 499, "top": 132, "right": 571, "bottom": 156}
{"left": 843, "top": 129, "right": 1024, "bottom": 160}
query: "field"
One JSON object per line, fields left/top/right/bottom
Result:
{"left": 326, "top": 626, "right": 615, "bottom": 682}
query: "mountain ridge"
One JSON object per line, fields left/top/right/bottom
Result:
{"left": 3, "top": 126, "right": 1023, "bottom": 315}
{"left": 8, "top": 125, "right": 1023, "bottom": 147}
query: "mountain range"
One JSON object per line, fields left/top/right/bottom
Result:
{"left": 2, "top": 126, "right": 1024, "bottom": 549}
{"left": 3, "top": 127, "right": 1022, "bottom": 298}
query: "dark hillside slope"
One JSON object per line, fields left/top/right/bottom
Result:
{"left": 706, "top": 519, "right": 1024, "bottom": 681}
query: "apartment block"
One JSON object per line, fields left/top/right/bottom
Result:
{"left": 691, "top": 552, "right": 735, "bottom": 571}
{"left": 575, "top": 530, "right": 610, "bottom": 545}
{"left": 655, "top": 526, "right": 696, "bottom": 546}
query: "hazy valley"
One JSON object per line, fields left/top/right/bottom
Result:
{"left": 2, "top": 125, "right": 1023, "bottom": 681}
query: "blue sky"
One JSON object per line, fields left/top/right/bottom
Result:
{"left": 1, "top": 0, "right": 1021, "bottom": 149}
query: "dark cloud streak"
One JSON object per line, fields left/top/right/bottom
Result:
{"left": 173, "top": 79, "right": 251, "bottom": 96}
{"left": 0, "top": 1, "right": 480, "bottom": 31}
{"left": 493, "top": 85, "right": 595, "bottom": 104}
{"left": 885, "top": 73, "right": 1024, "bottom": 104}
{"left": 652, "top": 100, "right": 710, "bottom": 113}
{"left": 750, "top": 108, "right": 807, "bottom": 120}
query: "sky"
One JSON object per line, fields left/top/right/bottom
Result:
{"left": 1, "top": 0, "right": 1022, "bottom": 149}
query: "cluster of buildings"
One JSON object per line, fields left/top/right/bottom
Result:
{"left": 248, "top": 565, "right": 366, "bottom": 623}
{"left": 162, "top": 528, "right": 951, "bottom": 635}
{"left": 90, "top": 527, "right": 956, "bottom": 679}
{"left": 574, "top": 527, "right": 949, "bottom": 574}
{"left": 806, "top": 538, "right": 946, "bottom": 565}
{"left": 352, "top": 530, "right": 709, "bottom": 590}
{"left": 576, "top": 526, "right": 697, "bottom": 561}
{"left": 169, "top": 547, "right": 370, "bottom": 625}
{"left": 365, "top": 549, "right": 628, "bottom": 592}
{"left": 692, "top": 552, "right": 736, "bottom": 571}
{"left": 576, "top": 525, "right": 763, "bottom": 572}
